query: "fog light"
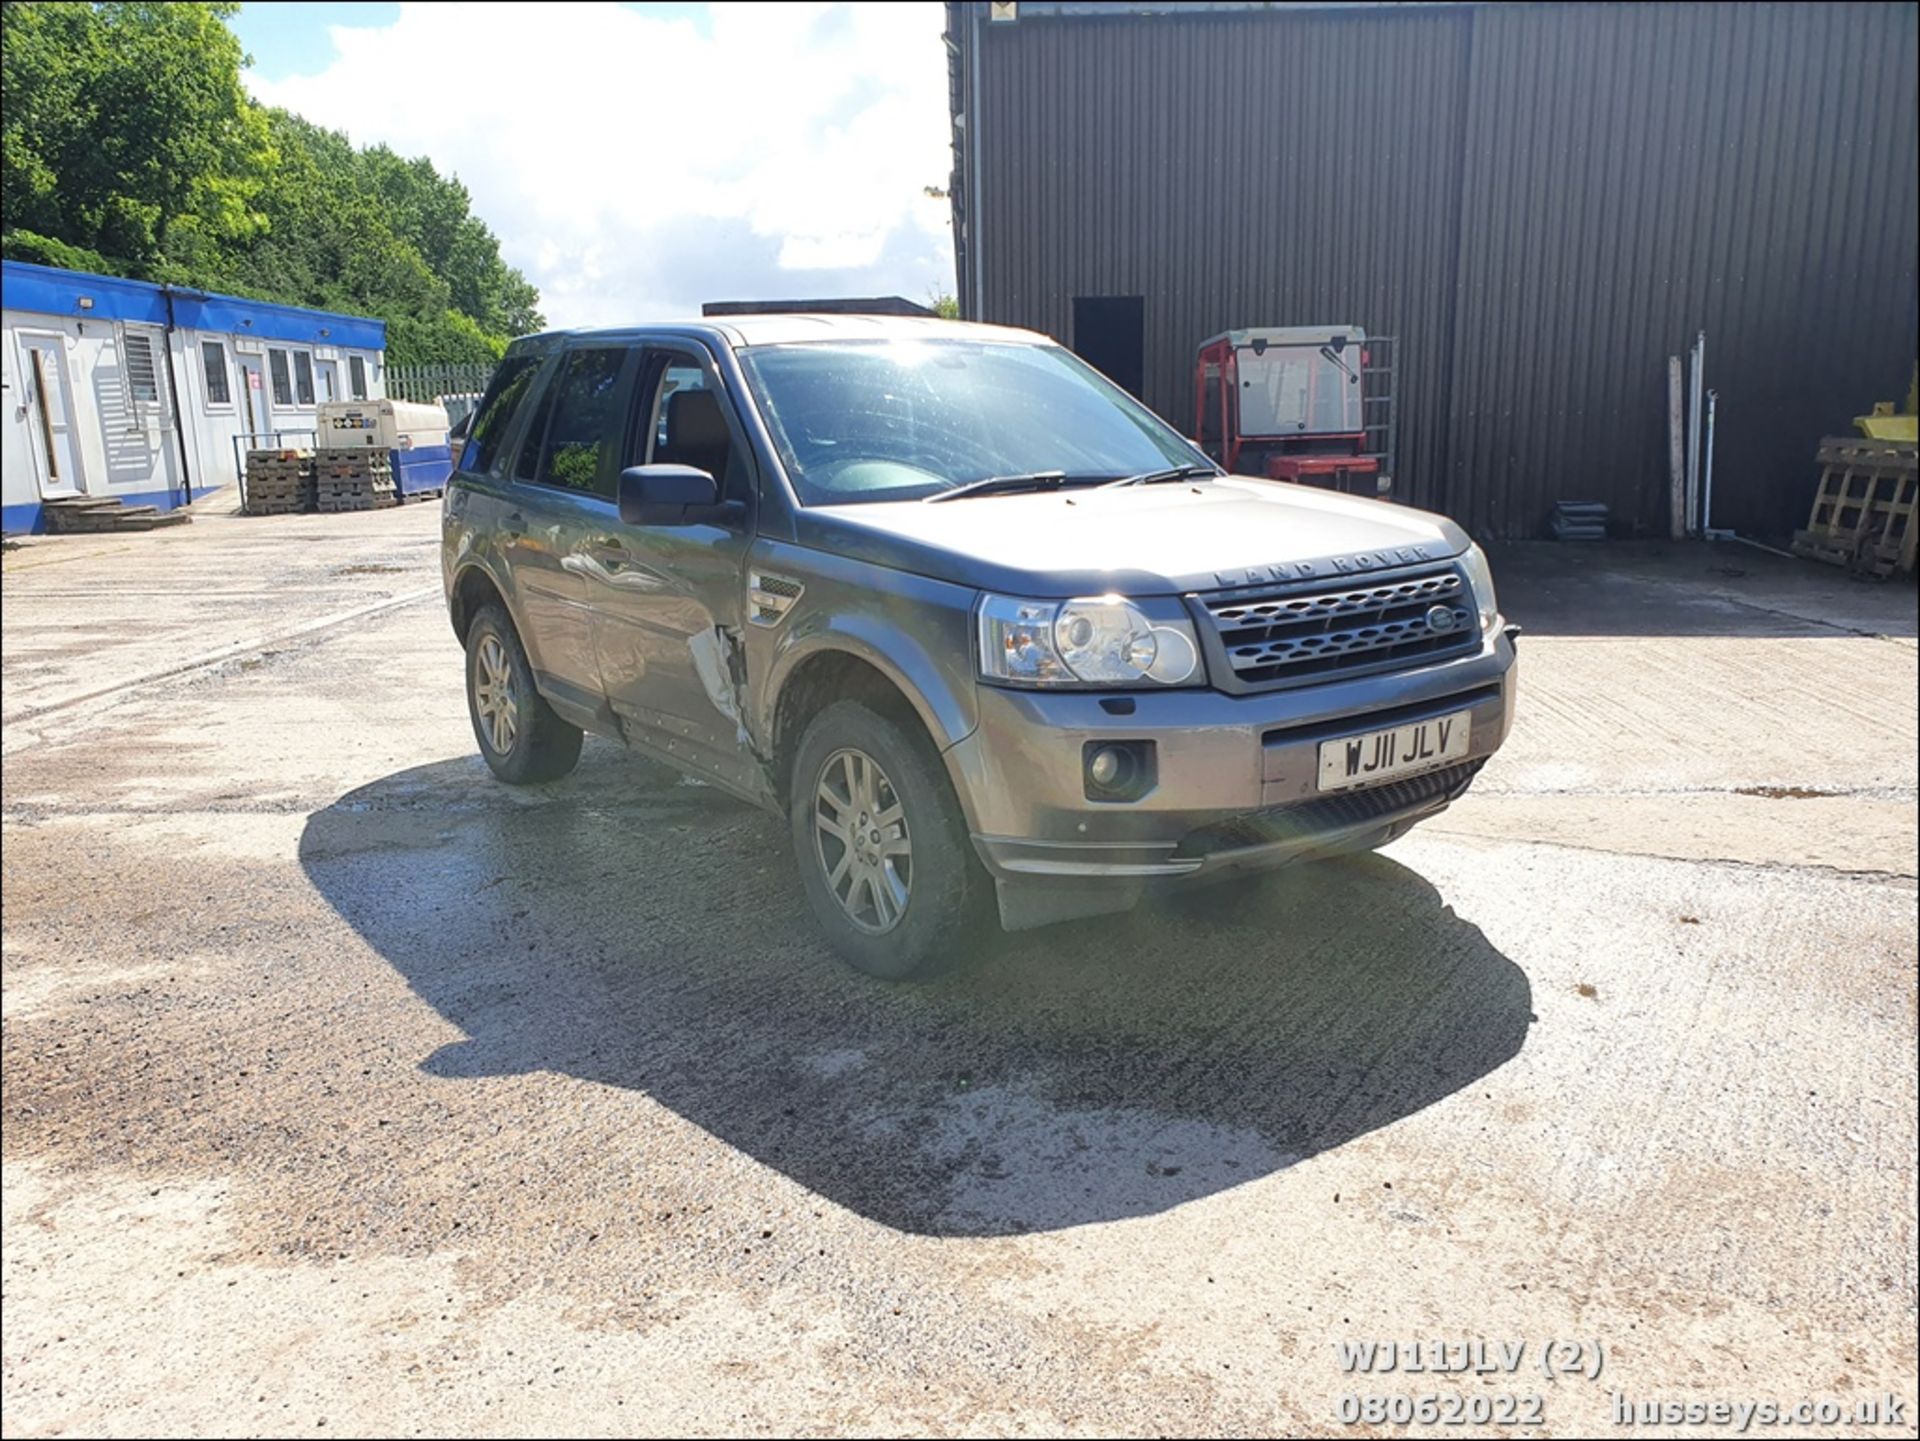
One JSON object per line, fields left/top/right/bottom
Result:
{"left": 1083, "top": 739, "right": 1156, "bottom": 802}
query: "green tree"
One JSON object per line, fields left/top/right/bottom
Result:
{"left": 1, "top": 1, "right": 541, "bottom": 365}
{"left": 2, "top": 2, "right": 271, "bottom": 267}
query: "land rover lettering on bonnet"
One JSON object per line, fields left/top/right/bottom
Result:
{"left": 442, "top": 316, "right": 1518, "bottom": 978}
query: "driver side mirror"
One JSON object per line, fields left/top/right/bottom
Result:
{"left": 618, "top": 464, "right": 741, "bottom": 526}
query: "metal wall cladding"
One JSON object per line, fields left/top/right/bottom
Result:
{"left": 951, "top": 2, "right": 1920, "bottom": 538}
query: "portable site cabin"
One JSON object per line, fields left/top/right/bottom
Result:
{"left": 2, "top": 260, "right": 386, "bottom": 534}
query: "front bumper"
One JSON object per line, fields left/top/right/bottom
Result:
{"left": 945, "top": 623, "right": 1517, "bottom": 901}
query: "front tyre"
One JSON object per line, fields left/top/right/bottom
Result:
{"left": 789, "top": 700, "right": 978, "bottom": 980}
{"left": 466, "top": 603, "right": 583, "bottom": 785}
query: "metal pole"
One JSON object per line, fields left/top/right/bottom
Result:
{"left": 1685, "top": 332, "right": 1705, "bottom": 536}
{"left": 1702, "top": 389, "right": 1733, "bottom": 540}
{"left": 968, "top": 3, "right": 985, "bottom": 320}
{"left": 1667, "top": 355, "right": 1686, "bottom": 539}
{"left": 159, "top": 286, "right": 198, "bottom": 510}
{"left": 1727, "top": 533, "right": 1796, "bottom": 560}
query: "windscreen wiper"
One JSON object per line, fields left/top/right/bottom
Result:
{"left": 925, "top": 470, "right": 1075, "bottom": 502}
{"left": 1099, "top": 463, "right": 1223, "bottom": 488}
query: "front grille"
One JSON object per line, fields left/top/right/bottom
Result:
{"left": 1173, "top": 759, "right": 1485, "bottom": 860}
{"left": 1195, "top": 565, "right": 1477, "bottom": 690}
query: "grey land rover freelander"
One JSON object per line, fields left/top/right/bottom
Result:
{"left": 442, "top": 315, "right": 1518, "bottom": 978}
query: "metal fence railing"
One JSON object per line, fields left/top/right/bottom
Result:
{"left": 386, "top": 363, "right": 496, "bottom": 403}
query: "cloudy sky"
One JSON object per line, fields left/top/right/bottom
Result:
{"left": 234, "top": 2, "right": 956, "bottom": 330}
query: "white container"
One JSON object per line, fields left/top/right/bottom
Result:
{"left": 318, "top": 398, "right": 449, "bottom": 452}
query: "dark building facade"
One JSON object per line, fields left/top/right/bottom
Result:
{"left": 946, "top": 1, "right": 1919, "bottom": 538}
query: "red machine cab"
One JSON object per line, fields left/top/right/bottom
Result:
{"left": 1193, "top": 326, "right": 1395, "bottom": 497}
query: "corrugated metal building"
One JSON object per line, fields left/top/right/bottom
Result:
{"left": 946, "top": 1, "right": 1919, "bottom": 537}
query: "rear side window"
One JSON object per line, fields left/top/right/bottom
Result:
{"left": 526, "top": 348, "right": 630, "bottom": 496}
{"left": 459, "top": 354, "right": 543, "bottom": 476}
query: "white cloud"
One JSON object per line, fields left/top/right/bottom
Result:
{"left": 248, "top": 2, "right": 955, "bottom": 329}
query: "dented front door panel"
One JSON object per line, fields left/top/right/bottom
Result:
{"left": 582, "top": 518, "right": 763, "bottom": 799}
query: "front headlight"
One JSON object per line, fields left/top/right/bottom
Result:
{"left": 978, "top": 593, "right": 1202, "bottom": 687}
{"left": 1458, "top": 543, "right": 1499, "bottom": 633}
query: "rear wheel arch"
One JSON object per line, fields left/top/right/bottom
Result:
{"left": 450, "top": 564, "right": 508, "bottom": 644}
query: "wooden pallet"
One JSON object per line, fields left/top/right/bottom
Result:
{"left": 244, "top": 449, "right": 317, "bottom": 516}
{"left": 1791, "top": 436, "right": 1917, "bottom": 578}
{"left": 315, "top": 451, "right": 391, "bottom": 473}
{"left": 315, "top": 484, "right": 397, "bottom": 512}
{"left": 314, "top": 491, "right": 397, "bottom": 513}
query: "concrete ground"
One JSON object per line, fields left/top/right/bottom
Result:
{"left": 3, "top": 495, "right": 1915, "bottom": 1437}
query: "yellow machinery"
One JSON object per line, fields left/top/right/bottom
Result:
{"left": 1853, "top": 363, "right": 1919, "bottom": 442}
{"left": 1793, "top": 363, "right": 1917, "bottom": 577}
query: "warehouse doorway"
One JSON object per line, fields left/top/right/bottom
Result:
{"left": 1071, "top": 296, "right": 1145, "bottom": 398}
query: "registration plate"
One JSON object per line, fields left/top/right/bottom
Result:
{"left": 1317, "top": 711, "right": 1471, "bottom": 791}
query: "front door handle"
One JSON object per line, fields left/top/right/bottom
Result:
{"left": 503, "top": 509, "right": 526, "bottom": 536}
{"left": 587, "top": 537, "right": 631, "bottom": 561}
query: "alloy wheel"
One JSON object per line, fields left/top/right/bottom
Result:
{"left": 812, "top": 747, "right": 912, "bottom": 933}
{"left": 473, "top": 633, "right": 519, "bottom": 756}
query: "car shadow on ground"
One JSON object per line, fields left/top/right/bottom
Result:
{"left": 299, "top": 746, "right": 1532, "bottom": 1236}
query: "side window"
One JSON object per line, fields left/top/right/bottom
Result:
{"left": 268, "top": 349, "right": 292, "bottom": 406}
{"left": 122, "top": 330, "right": 161, "bottom": 405}
{"left": 641, "top": 351, "right": 751, "bottom": 504}
{"left": 512, "top": 379, "right": 558, "bottom": 484}
{"left": 519, "top": 347, "right": 630, "bottom": 497}
{"left": 459, "top": 354, "right": 542, "bottom": 476}
{"left": 349, "top": 355, "right": 368, "bottom": 400}
{"left": 201, "top": 341, "right": 232, "bottom": 407}
{"left": 652, "top": 363, "right": 705, "bottom": 454}
{"left": 293, "top": 350, "right": 315, "bottom": 406}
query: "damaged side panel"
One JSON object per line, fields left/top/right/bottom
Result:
{"left": 686, "top": 624, "right": 783, "bottom": 806}
{"left": 688, "top": 625, "right": 751, "bottom": 746}
{"left": 602, "top": 622, "right": 776, "bottom": 809}
{"left": 583, "top": 545, "right": 775, "bottom": 807}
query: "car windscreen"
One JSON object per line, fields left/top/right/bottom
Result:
{"left": 736, "top": 340, "right": 1198, "bottom": 505}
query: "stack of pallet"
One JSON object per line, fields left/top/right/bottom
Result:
{"left": 1791, "top": 437, "right": 1917, "bottom": 578}
{"left": 243, "top": 449, "right": 315, "bottom": 515}
{"left": 313, "top": 449, "right": 397, "bottom": 513}
{"left": 1549, "top": 500, "right": 1608, "bottom": 541}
